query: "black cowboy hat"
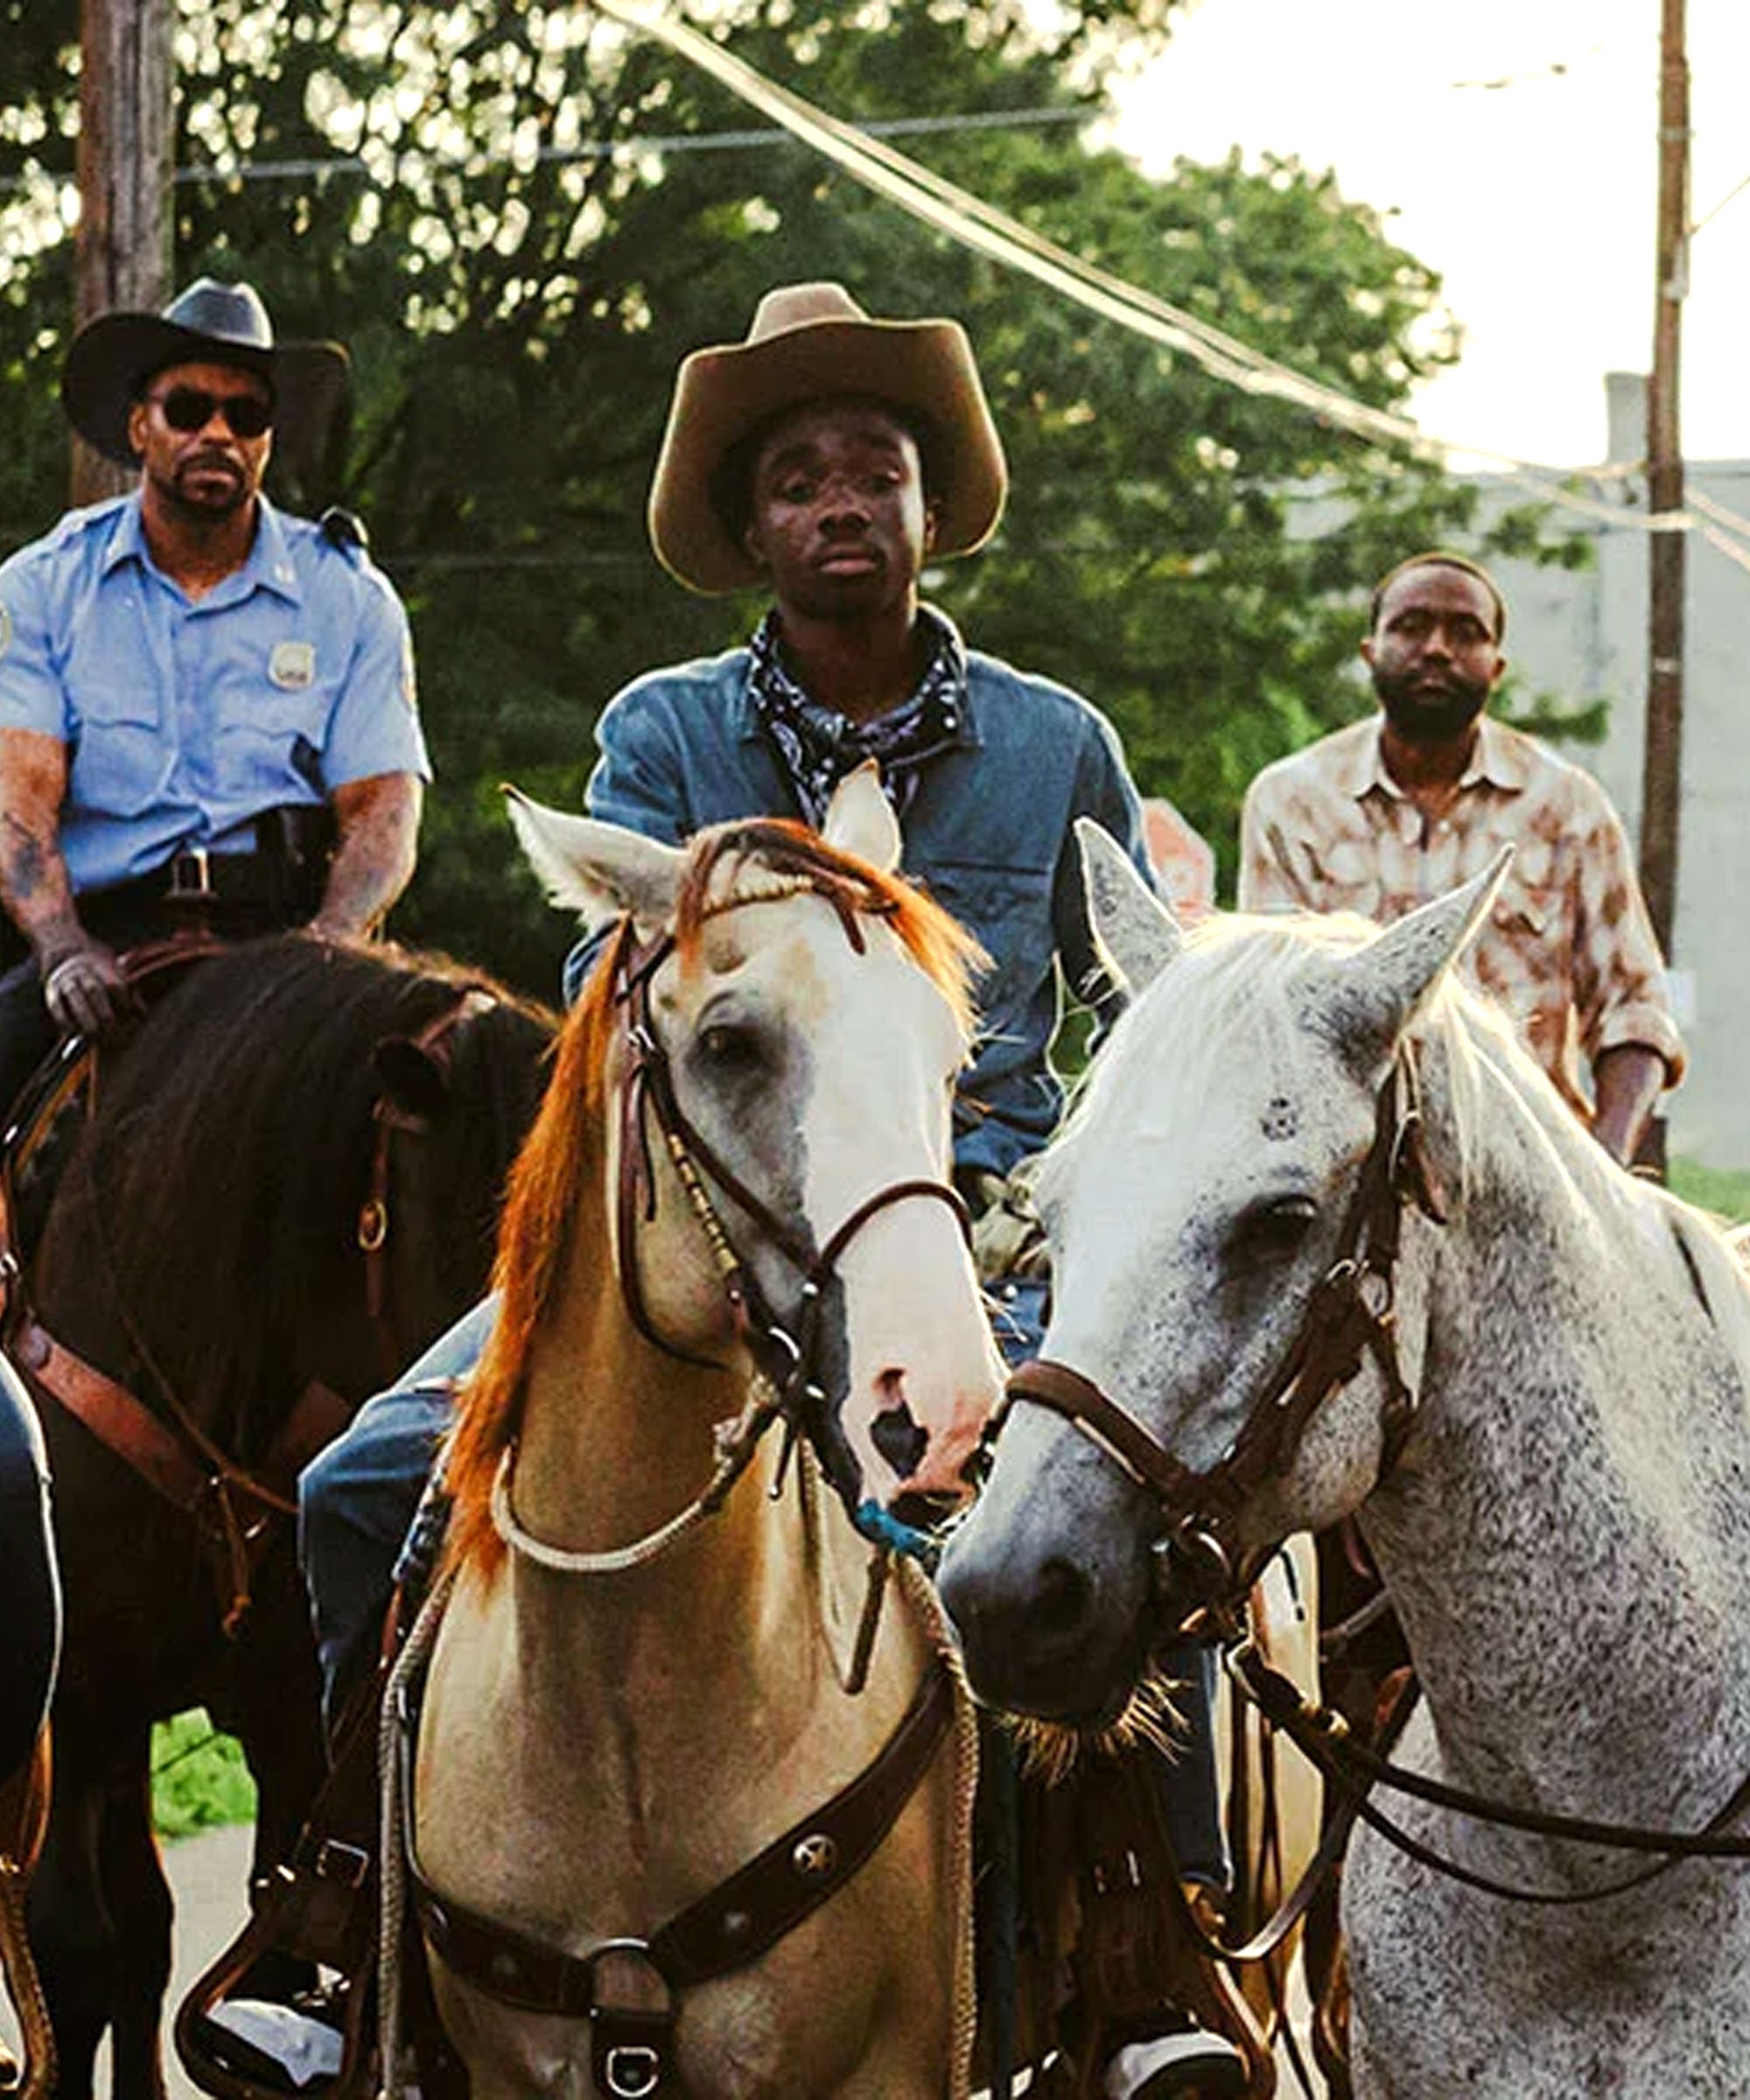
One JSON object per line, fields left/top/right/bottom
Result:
{"left": 60, "top": 277, "right": 350, "bottom": 466}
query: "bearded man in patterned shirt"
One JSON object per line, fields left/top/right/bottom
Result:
{"left": 1239, "top": 551, "right": 1684, "bottom": 1166}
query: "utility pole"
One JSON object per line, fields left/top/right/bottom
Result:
{"left": 73, "top": 0, "right": 173, "bottom": 505}
{"left": 1638, "top": 0, "right": 1689, "bottom": 957}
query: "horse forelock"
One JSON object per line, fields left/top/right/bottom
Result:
{"left": 444, "top": 935, "right": 623, "bottom": 1582}
{"left": 675, "top": 818, "right": 983, "bottom": 1038}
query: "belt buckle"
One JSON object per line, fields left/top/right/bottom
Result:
{"left": 168, "top": 847, "right": 213, "bottom": 900}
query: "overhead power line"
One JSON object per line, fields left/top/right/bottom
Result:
{"left": 1690, "top": 169, "right": 1750, "bottom": 239}
{"left": 0, "top": 103, "right": 1085, "bottom": 200}
{"left": 588, "top": 0, "right": 1750, "bottom": 574}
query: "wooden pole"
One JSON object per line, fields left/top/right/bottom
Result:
{"left": 1638, "top": 0, "right": 1689, "bottom": 956}
{"left": 73, "top": 0, "right": 173, "bottom": 506}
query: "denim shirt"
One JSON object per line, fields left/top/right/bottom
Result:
{"left": 568, "top": 621, "right": 1157, "bottom": 1181}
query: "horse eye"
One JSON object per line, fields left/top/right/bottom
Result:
{"left": 1237, "top": 1194, "right": 1318, "bottom": 1260}
{"left": 696, "top": 1022, "right": 763, "bottom": 1074}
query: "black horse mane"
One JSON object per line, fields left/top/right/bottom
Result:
{"left": 37, "top": 934, "right": 557, "bottom": 1466}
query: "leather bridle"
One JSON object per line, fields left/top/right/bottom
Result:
{"left": 494, "top": 897, "right": 971, "bottom": 1574}
{"left": 1001, "top": 1046, "right": 1446, "bottom": 1611}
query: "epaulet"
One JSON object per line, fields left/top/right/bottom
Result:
{"left": 42, "top": 496, "right": 131, "bottom": 553}
{"left": 318, "top": 506, "right": 370, "bottom": 558}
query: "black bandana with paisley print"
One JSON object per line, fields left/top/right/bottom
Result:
{"left": 746, "top": 606, "right": 967, "bottom": 828}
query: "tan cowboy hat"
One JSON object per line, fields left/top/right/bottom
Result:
{"left": 648, "top": 282, "right": 1008, "bottom": 595}
{"left": 62, "top": 277, "right": 349, "bottom": 466}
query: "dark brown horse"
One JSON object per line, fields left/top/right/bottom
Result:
{"left": 13, "top": 935, "right": 555, "bottom": 2100}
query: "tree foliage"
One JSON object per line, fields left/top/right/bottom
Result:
{"left": 0, "top": 0, "right": 1568, "bottom": 994}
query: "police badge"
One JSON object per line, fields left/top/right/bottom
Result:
{"left": 270, "top": 640, "right": 316, "bottom": 690}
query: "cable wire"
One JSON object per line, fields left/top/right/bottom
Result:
{"left": 592, "top": 0, "right": 1750, "bottom": 565}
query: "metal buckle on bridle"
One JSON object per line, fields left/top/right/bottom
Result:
{"left": 1356, "top": 1263, "right": 1395, "bottom": 1322}
{"left": 1152, "top": 1516, "right": 1235, "bottom": 1606}
{"left": 602, "top": 2047, "right": 660, "bottom": 2099}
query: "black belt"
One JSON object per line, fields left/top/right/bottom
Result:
{"left": 88, "top": 848, "right": 293, "bottom": 917}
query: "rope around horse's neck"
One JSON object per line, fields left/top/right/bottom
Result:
{"left": 488, "top": 1375, "right": 782, "bottom": 1576}
{"left": 0, "top": 1852, "right": 54, "bottom": 2100}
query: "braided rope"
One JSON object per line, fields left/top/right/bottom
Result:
{"left": 374, "top": 1567, "right": 455, "bottom": 2100}
{"left": 488, "top": 1368, "right": 780, "bottom": 1577}
{"left": 0, "top": 1855, "right": 54, "bottom": 2100}
{"left": 897, "top": 1554, "right": 982, "bottom": 2100}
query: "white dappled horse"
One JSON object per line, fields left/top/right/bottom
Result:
{"left": 406, "top": 770, "right": 1003, "bottom": 2098}
{"left": 941, "top": 826, "right": 1750, "bottom": 2099}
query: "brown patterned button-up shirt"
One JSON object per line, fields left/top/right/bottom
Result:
{"left": 1238, "top": 714, "right": 1684, "bottom": 1118}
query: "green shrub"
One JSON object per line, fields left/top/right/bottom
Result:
{"left": 1669, "top": 1157, "right": 1750, "bottom": 1228}
{"left": 151, "top": 1711, "right": 256, "bottom": 1839}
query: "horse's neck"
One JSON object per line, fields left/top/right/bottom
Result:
{"left": 1362, "top": 1034, "right": 1750, "bottom": 1810}
{"left": 506, "top": 1194, "right": 914, "bottom": 1720}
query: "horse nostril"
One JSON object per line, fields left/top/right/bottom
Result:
{"left": 1033, "top": 1557, "right": 1094, "bottom": 1643}
{"left": 870, "top": 1400, "right": 928, "bottom": 1483}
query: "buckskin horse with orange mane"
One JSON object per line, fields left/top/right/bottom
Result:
{"left": 387, "top": 771, "right": 1003, "bottom": 2098}
{"left": 7, "top": 934, "right": 554, "bottom": 2100}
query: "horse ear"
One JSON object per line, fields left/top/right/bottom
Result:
{"left": 1076, "top": 818, "right": 1183, "bottom": 998}
{"left": 374, "top": 1036, "right": 452, "bottom": 1123}
{"left": 1335, "top": 846, "right": 1513, "bottom": 1054}
{"left": 822, "top": 761, "right": 900, "bottom": 873}
{"left": 503, "top": 786, "right": 683, "bottom": 934}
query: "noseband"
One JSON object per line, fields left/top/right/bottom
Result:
{"left": 1003, "top": 1046, "right": 1446, "bottom": 1608}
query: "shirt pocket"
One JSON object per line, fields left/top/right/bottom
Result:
{"left": 68, "top": 689, "right": 170, "bottom": 822}
{"left": 211, "top": 690, "right": 329, "bottom": 802}
{"left": 915, "top": 855, "right": 1055, "bottom": 1016}
{"left": 1311, "top": 874, "right": 1382, "bottom": 924}
{"left": 1480, "top": 879, "right": 1571, "bottom": 996}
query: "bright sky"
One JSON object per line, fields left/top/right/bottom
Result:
{"left": 1107, "top": 0, "right": 1750, "bottom": 469}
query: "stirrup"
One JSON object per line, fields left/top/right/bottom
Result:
{"left": 175, "top": 1670, "right": 383, "bottom": 2100}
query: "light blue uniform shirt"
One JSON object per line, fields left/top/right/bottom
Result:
{"left": 0, "top": 492, "right": 430, "bottom": 893}
{"left": 567, "top": 621, "right": 1157, "bottom": 1184}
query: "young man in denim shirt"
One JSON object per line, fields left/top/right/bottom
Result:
{"left": 293, "top": 284, "right": 1240, "bottom": 2098}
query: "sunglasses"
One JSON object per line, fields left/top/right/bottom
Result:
{"left": 147, "top": 386, "right": 274, "bottom": 439}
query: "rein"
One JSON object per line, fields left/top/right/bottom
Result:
{"left": 489, "top": 900, "right": 970, "bottom": 1583}
{"left": 1223, "top": 1636, "right": 1750, "bottom": 1904}
{"left": 1002, "top": 1046, "right": 1444, "bottom": 1607}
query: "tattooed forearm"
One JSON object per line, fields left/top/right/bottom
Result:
{"left": 0, "top": 813, "right": 48, "bottom": 901}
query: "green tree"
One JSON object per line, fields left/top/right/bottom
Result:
{"left": 0, "top": 0, "right": 1569, "bottom": 993}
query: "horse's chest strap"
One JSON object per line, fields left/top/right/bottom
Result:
{"left": 408, "top": 1661, "right": 952, "bottom": 2053}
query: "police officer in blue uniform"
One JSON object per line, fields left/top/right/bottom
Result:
{"left": 0, "top": 277, "right": 430, "bottom": 1111}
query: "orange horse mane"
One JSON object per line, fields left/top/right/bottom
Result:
{"left": 442, "top": 818, "right": 984, "bottom": 1580}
